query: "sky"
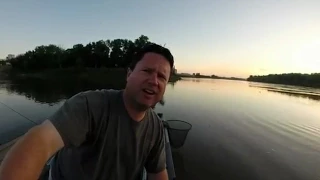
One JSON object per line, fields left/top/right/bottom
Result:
{"left": 0, "top": 0, "right": 319, "bottom": 78}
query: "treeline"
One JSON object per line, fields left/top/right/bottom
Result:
{"left": 5, "top": 35, "right": 176, "bottom": 72}
{"left": 178, "top": 72, "right": 245, "bottom": 81}
{"left": 247, "top": 73, "right": 320, "bottom": 88}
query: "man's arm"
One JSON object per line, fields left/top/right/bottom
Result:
{"left": 148, "top": 169, "right": 169, "bottom": 180}
{"left": 145, "top": 112, "right": 168, "bottom": 180}
{"left": 0, "top": 90, "right": 96, "bottom": 180}
{"left": 0, "top": 120, "right": 64, "bottom": 180}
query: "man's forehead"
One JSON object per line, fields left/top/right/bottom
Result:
{"left": 137, "top": 54, "right": 171, "bottom": 71}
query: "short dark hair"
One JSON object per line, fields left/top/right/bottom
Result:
{"left": 129, "top": 43, "right": 174, "bottom": 70}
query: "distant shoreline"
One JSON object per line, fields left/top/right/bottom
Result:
{"left": 175, "top": 72, "right": 320, "bottom": 89}
{"left": 247, "top": 73, "right": 320, "bottom": 88}
{"left": 176, "top": 73, "right": 246, "bottom": 81}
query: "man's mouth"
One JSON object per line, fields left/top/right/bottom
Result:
{"left": 143, "top": 88, "right": 156, "bottom": 95}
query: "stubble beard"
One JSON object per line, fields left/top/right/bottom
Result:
{"left": 127, "top": 90, "right": 150, "bottom": 112}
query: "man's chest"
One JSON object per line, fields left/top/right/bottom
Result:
{"left": 91, "top": 117, "right": 154, "bottom": 179}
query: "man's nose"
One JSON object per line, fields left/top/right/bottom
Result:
{"left": 148, "top": 73, "right": 159, "bottom": 86}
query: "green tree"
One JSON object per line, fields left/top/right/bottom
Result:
{"left": 5, "top": 35, "right": 162, "bottom": 72}
{"left": 109, "top": 39, "right": 124, "bottom": 68}
{"left": 122, "top": 39, "right": 135, "bottom": 68}
{"left": 134, "top": 35, "right": 149, "bottom": 50}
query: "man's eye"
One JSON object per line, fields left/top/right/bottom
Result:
{"left": 159, "top": 75, "right": 166, "bottom": 80}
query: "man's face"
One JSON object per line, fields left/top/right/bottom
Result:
{"left": 126, "top": 52, "right": 171, "bottom": 109}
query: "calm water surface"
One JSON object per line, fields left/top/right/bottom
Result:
{"left": 1, "top": 78, "right": 320, "bottom": 180}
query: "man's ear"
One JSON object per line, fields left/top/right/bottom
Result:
{"left": 127, "top": 68, "right": 132, "bottom": 80}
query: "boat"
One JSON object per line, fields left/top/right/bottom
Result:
{"left": 0, "top": 113, "right": 192, "bottom": 180}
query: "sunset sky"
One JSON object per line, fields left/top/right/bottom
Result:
{"left": 1, "top": 0, "right": 319, "bottom": 78}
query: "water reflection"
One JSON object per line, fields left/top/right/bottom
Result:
{"left": 155, "top": 78, "right": 320, "bottom": 180}
{"left": 1, "top": 76, "right": 179, "bottom": 105}
{"left": 1, "top": 77, "right": 126, "bottom": 104}
{"left": 1, "top": 77, "right": 320, "bottom": 180}
{"left": 182, "top": 78, "right": 207, "bottom": 83}
{"left": 249, "top": 83, "right": 320, "bottom": 102}
{"left": 268, "top": 89, "right": 320, "bottom": 101}
{"left": 171, "top": 150, "right": 187, "bottom": 180}
{"left": 168, "top": 81, "right": 177, "bottom": 88}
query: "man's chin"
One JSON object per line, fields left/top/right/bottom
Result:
{"left": 134, "top": 100, "right": 153, "bottom": 111}
{"left": 140, "top": 102, "right": 153, "bottom": 109}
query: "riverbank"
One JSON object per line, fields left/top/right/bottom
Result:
{"left": 0, "top": 66, "right": 11, "bottom": 79}
{"left": 177, "top": 73, "right": 246, "bottom": 81}
{"left": 248, "top": 73, "right": 320, "bottom": 88}
{"left": 0, "top": 66, "right": 182, "bottom": 83}
{"left": 0, "top": 67, "right": 181, "bottom": 105}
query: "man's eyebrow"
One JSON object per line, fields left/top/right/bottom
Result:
{"left": 142, "top": 67, "right": 155, "bottom": 72}
{"left": 143, "top": 67, "right": 168, "bottom": 77}
{"left": 158, "top": 71, "right": 165, "bottom": 76}
{"left": 145, "top": 67, "right": 154, "bottom": 70}
{"left": 158, "top": 71, "right": 169, "bottom": 79}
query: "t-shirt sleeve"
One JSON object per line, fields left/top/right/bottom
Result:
{"left": 145, "top": 118, "right": 166, "bottom": 173}
{"left": 48, "top": 91, "right": 92, "bottom": 148}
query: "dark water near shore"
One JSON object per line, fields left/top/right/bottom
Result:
{"left": 1, "top": 77, "right": 320, "bottom": 180}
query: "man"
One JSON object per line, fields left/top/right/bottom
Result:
{"left": 0, "top": 43, "right": 174, "bottom": 180}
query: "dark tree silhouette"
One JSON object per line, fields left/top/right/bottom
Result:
{"left": 247, "top": 73, "right": 320, "bottom": 88}
{"left": 7, "top": 35, "right": 150, "bottom": 72}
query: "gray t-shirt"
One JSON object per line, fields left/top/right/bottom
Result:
{"left": 48, "top": 89, "right": 166, "bottom": 180}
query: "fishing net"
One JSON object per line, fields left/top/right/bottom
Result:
{"left": 165, "top": 120, "right": 192, "bottom": 149}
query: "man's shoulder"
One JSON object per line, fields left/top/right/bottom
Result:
{"left": 79, "top": 88, "right": 122, "bottom": 97}
{"left": 147, "top": 109, "right": 164, "bottom": 128}
{"left": 66, "top": 89, "right": 122, "bottom": 111}
{"left": 74, "top": 89, "right": 122, "bottom": 101}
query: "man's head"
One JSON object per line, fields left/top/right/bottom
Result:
{"left": 124, "top": 43, "right": 174, "bottom": 111}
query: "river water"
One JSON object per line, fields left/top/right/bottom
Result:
{"left": 0, "top": 78, "right": 320, "bottom": 180}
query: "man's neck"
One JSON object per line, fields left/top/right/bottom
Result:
{"left": 122, "top": 91, "right": 147, "bottom": 122}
